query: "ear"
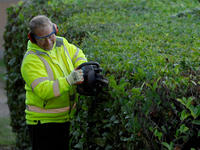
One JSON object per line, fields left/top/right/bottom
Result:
{"left": 28, "top": 32, "right": 36, "bottom": 43}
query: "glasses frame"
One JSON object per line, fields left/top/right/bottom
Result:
{"left": 34, "top": 25, "right": 56, "bottom": 40}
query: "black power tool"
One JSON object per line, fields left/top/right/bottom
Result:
{"left": 76, "top": 62, "right": 108, "bottom": 96}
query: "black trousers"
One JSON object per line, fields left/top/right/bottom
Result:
{"left": 28, "top": 122, "right": 70, "bottom": 150}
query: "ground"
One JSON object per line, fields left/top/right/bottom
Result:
{"left": 0, "top": 81, "right": 9, "bottom": 118}
{"left": 0, "top": 66, "right": 15, "bottom": 150}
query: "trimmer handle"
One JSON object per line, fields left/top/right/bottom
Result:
{"left": 76, "top": 62, "right": 100, "bottom": 70}
{"left": 76, "top": 61, "right": 108, "bottom": 96}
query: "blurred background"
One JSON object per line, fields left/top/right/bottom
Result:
{"left": 0, "top": 0, "right": 19, "bottom": 58}
{"left": 0, "top": 1, "right": 19, "bottom": 149}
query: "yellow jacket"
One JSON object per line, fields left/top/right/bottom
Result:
{"left": 21, "top": 36, "right": 87, "bottom": 125}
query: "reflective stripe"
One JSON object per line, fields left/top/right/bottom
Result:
{"left": 53, "top": 79, "right": 60, "bottom": 97}
{"left": 25, "top": 51, "right": 57, "bottom": 96}
{"left": 63, "top": 44, "right": 72, "bottom": 62}
{"left": 23, "top": 50, "right": 36, "bottom": 59}
{"left": 75, "top": 57, "right": 87, "bottom": 64}
{"left": 27, "top": 103, "right": 76, "bottom": 113}
{"left": 35, "top": 50, "right": 48, "bottom": 56}
{"left": 31, "top": 77, "right": 49, "bottom": 90}
{"left": 31, "top": 77, "right": 60, "bottom": 96}
{"left": 72, "top": 47, "right": 79, "bottom": 62}
{"left": 37, "top": 55, "right": 54, "bottom": 80}
{"left": 24, "top": 51, "right": 54, "bottom": 80}
{"left": 27, "top": 105, "right": 69, "bottom": 113}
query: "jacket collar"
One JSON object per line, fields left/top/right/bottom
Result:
{"left": 27, "top": 40, "right": 56, "bottom": 53}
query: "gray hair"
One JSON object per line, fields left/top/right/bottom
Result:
{"left": 29, "top": 15, "right": 53, "bottom": 33}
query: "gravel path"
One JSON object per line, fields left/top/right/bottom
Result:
{"left": 0, "top": 82, "right": 14, "bottom": 150}
{"left": 0, "top": 78, "right": 9, "bottom": 118}
{"left": 0, "top": 68, "right": 14, "bottom": 150}
{"left": 0, "top": 146, "right": 13, "bottom": 150}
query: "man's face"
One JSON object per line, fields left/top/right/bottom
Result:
{"left": 34, "top": 24, "right": 56, "bottom": 51}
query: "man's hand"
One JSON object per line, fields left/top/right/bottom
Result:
{"left": 66, "top": 69, "right": 84, "bottom": 85}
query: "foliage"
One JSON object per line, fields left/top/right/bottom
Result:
{"left": 3, "top": 0, "right": 200, "bottom": 149}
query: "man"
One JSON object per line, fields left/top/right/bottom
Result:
{"left": 21, "top": 15, "right": 87, "bottom": 150}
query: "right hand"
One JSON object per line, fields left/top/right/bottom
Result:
{"left": 66, "top": 69, "right": 84, "bottom": 85}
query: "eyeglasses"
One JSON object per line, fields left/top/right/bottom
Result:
{"left": 34, "top": 26, "right": 56, "bottom": 41}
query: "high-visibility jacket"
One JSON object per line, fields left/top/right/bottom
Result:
{"left": 21, "top": 36, "right": 87, "bottom": 125}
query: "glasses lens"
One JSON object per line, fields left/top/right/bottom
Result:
{"left": 34, "top": 30, "right": 55, "bottom": 40}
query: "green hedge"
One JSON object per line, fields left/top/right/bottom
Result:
{"left": 4, "top": 0, "right": 200, "bottom": 149}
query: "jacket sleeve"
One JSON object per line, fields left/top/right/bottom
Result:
{"left": 63, "top": 38, "right": 87, "bottom": 68}
{"left": 21, "top": 54, "right": 71, "bottom": 100}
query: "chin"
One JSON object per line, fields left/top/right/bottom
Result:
{"left": 45, "top": 47, "right": 52, "bottom": 51}
{"left": 44, "top": 45, "right": 53, "bottom": 51}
